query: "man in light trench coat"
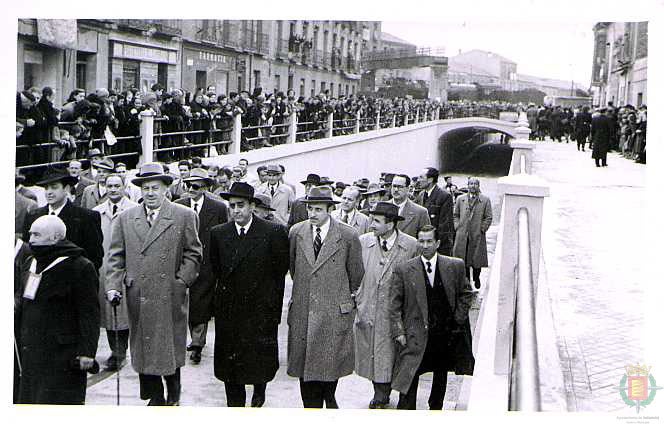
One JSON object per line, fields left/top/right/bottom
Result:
{"left": 287, "top": 186, "right": 365, "bottom": 408}
{"left": 106, "top": 162, "right": 202, "bottom": 406}
{"left": 354, "top": 202, "right": 418, "bottom": 408}
{"left": 452, "top": 177, "right": 492, "bottom": 290}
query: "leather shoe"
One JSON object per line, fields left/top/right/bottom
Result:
{"left": 190, "top": 349, "right": 201, "bottom": 364}
{"left": 251, "top": 393, "right": 265, "bottom": 407}
{"left": 147, "top": 396, "right": 166, "bottom": 406}
{"left": 473, "top": 280, "right": 481, "bottom": 290}
{"left": 104, "top": 356, "right": 125, "bottom": 372}
{"left": 369, "top": 398, "right": 389, "bottom": 409}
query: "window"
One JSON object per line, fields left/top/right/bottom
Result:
{"left": 338, "top": 83, "right": 342, "bottom": 96}
{"left": 329, "top": 83, "right": 333, "bottom": 97}
{"left": 288, "top": 75, "right": 294, "bottom": 90}
{"left": 300, "top": 78, "right": 305, "bottom": 97}
{"left": 321, "top": 81, "right": 326, "bottom": 93}
{"left": 637, "top": 92, "right": 643, "bottom": 107}
{"left": 311, "top": 80, "right": 316, "bottom": 97}
{"left": 158, "top": 63, "right": 168, "bottom": 90}
{"left": 274, "top": 74, "right": 281, "bottom": 92}
{"left": 345, "top": 84, "right": 349, "bottom": 95}
{"left": 122, "top": 60, "right": 140, "bottom": 91}
{"left": 196, "top": 70, "right": 207, "bottom": 91}
{"left": 76, "top": 62, "right": 87, "bottom": 92}
{"left": 253, "top": 70, "right": 261, "bottom": 91}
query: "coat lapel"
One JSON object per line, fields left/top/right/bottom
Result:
{"left": 437, "top": 255, "right": 456, "bottom": 311}
{"left": 140, "top": 200, "right": 174, "bottom": 253}
{"left": 400, "top": 200, "right": 416, "bottom": 229}
{"left": 226, "top": 218, "right": 262, "bottom": 273}
{"left": 312, "top": 219, "right": 342, "bottom": 272}
{"left": 378, "top": 233, "right": 403, "bottom": 280}
{"left": 198, "top": 195, "right": 214, "bottom": 234}
{"left": 297, "top": 221, "right": 317, "bottom": 268}
{"left": 409, "top": 260, "right": 429, "bottom": 325}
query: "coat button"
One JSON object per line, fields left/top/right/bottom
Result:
{"left": 161, "top": 273, "right": 166, "bottom": 279}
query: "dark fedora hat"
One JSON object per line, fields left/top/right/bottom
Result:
{"left": 131, "top": 162, "right": 174, "bottom": 186}
{"left": 362, "top": 183, "right": 387, "bottom": 197}
{"left": 301, "top": 186, "right": 340, "bottom": 205}
{"left": 368, "top": 202, "right": 404, "bottom": 221}
{"left": 183, "top": 168, "right": 214, "bottom": 185}
{"left": 300, "top": 173, "right": 321, "bottom": 186}
{"left": 36, "top": 167, "right": 78, "bottom": 187}
{"left": 218, "top": 182, "right": 259, "bottom": 202}
{"left": 93, "top": 157, "right": 115, "bottom": 171}
{"left": 319, "top": 176, "right": 334, "bottom": 186}
{"left": 253, "top": 193, "right": 276, "bottom": 211}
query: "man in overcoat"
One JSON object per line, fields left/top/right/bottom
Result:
{"left": 591, "top": 107, "right": 611, "bottom": 167}
{"left": 80, "top": 158, "right": 115, "bottom": 209}
{"left": 92, "top": 174, "right": 137, "bottom": 371}
{"left": 15, "top": 215, "right": 100, "bottom": 404}
{"left": 105, "top": 162, "right": 202, "bottom": 406}
{"left": 175, "top": 168, "right": 228, "bottom": 364}
{"left": 452, "top": 177, "right": 493, "bottom": 290}
{"left": 287, "top": 173, "right": 321, "bottom": 229}
{"left": 389, "top": 225, "right": 474, "bottom": 410}
{"left": 354, "top": 202, "right": 418, "bottom": 408}
{"left": 417, "top": 167, "right": 454, "bottom": 255}
{"left": 332, "top": 186, "right": 371, "bottom": 235}
{"left": 23, "top": 168, "right": 104, "bottom": 272}
{"left": 288, "top": 186, "right": 365, "bottom": 408}
{"left": 391, "top": 174, "right": 431, "bottom": 238}
{"left": 255, "top": 164, "right": 294, "bottom": 226}
{"left": 210, "top": 182, "right": 289, "bottom": 407}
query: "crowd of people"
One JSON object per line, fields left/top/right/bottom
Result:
{"left": 16, "top": 85, "right": 525, "bottom": 181}
{"left": 15, "top": 152, "right": 495, "bottom": 410}
{"left": 525, "top": 102, "right": 647, "bottom": 165}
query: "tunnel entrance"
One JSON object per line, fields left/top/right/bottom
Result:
{"left": 438, "top": 127, "right": 514, "bottom": 176}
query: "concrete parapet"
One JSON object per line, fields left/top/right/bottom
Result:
{"left": 138, "top": 110, "right": 154, "bottom": 166}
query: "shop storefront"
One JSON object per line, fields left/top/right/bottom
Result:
{"left": 109, "top": 40, "right": 178, "bottom": 93}
{"left": 181, "top": 45, "right": 237, "bottom": 95}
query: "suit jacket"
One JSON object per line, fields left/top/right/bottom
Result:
{"left": 396, "top": 199, "right": 431, "bottom": 239}
{"left": 256, "top": 182, "right": 294, "bottom": 226}
{"left": 287, "top": 197, "right": 309, "bottom": 229}
{"left": 175, "top": 193, "right": 228, "bottom": 324}
{"left": 23, "top": 200, "right": 104, "bottom": 271}
{"left": 210, "top": 217, "right": 289, "bottom": 383}
{"left": 331, "top": 208, "right": 371, "bottom": 235}
{"left": 15, "top": 192, "right": 37, "bottom": 235}
{"left": 80, "top": 184, "right": 108, "bottom": 210}
{"left": 287, "top": 218, "right": 365, "bottom": 381}
{"left": 17, "top": 186, "right": 38, "bottom": 203}
{"left": 417, "top": 185, "right": 454, "bottom": 254}
{"left": 389, "top": 255, "right": 474, "bottom": 393}
{"left": 105, "top": 199, "right": 202, "bottom": 375}
{"left": 72, "top": 177, "right": 94, "bottom": 207}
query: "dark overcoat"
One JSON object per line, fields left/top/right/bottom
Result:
{"left": 287, "top": 218, "right": 365, "bottom": 381}
{"left": 591, "top": 114, "right": 612, "bottom": 160}
{"left": 287, "top": 197, "right": 308, "bottom": 229}
{"left": 15, "top": 242, "right": 100, "bottom": 404}
{"left": 175, "top": 194, "right": 228, "bottom": 324}
{"left": 417, "top": 185, "right": 454, "bottom": 254}
{"left": 210, "top": 217, "right": 289, "bottom": 383}
{"left": 389, "top": 255, "right": 474, "bottom": 393}
{"left": 23, "top": 200, "right": 104, "bottom": 271}
{"left": 396, "top": 199, "right": 431, "bottom": 239}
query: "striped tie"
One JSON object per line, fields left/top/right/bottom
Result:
{"left": 313, "top": 227, "right": 322, "bottom": 259}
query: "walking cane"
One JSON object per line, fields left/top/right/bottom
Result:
{"left": 112, "top": 303, "right": 120, "bottom": 406}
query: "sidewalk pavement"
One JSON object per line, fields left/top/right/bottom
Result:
{"left": 535, "top": 141, "right": 647, "bottom": 412}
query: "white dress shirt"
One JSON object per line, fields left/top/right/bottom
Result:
{"left": 145, "top": 204, "right": 162, "bottom": 221}
{"left": 421, "top": 254, "right": 438, "bottom": 287}
{"left": 312, "top": 217, "right": 331, "bottom": 244}
{"left": 48, "top": 201, "right": 67, "bottom": 216}
{"left": 378, "top": 230, "right": 398, "bottom": 251}
{"left": 393, "top": 198, "right": 407, "bottom": 216}
{"left": 191, "top": 195, "right": 205, "bottom": 214}
{"left": 235, "top": 216, "right": 253, "bottom": 236}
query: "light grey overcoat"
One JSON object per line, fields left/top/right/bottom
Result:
{"left": 452, "top": 193, "right": 493, "bottom": 267}
{"left": 106, "top": 199, "right": 202, "bottom": 376}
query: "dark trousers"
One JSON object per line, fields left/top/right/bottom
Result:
{"left": 224, "top": 382, "right": 266, "bottom": 407}
{"left": 299, "top": 379, "right": 339, "bottom": 408}
{"left": 139, "top": 368, "right": 180, "bottom": 403}
{"left": 372, "top": 381, "right": 391, "bottom": 401}
{"left": 397, "top": 370, "right": 448, "bottom": 410}
{"left": 188, "top": 322, "right": 208, "bottom": 348}
{"left": 465, "top": 267, "right": 481, "bottom": 284}
{"left": 106, "top": 329, "right": 129, "bottom": 360}
{"left": 595, "top": 157, "right": 607, "bottom": 167}
{"left": 577, "top": 136, "right": 586, "bottom": 151}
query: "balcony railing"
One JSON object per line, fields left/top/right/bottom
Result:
{"left": 313, "top": 50, "right": 324, "bottom": 67}
{"left": 198, "top": 29, "right": 217, "bottom": 44}
{"left": 323, "top": 52, "right": 332, "bottom": 69}
{"left": 277, "top": 38, "right": 290, "bottom": 60}
{"left": 222, "top": 21, "right": 240, "bottom": 49}
{"left": 153, "top": 21, "right": 182, "bottom": 37}
{"left": 241, "top": 30, "right": 269, "bottom": 55}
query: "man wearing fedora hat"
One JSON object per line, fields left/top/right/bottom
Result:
{"left": 22, "top": 168, "right": 104, "bottom": 272}
{"left": 287, "top": 173, "right": 321, "bottom": 229}
{"left": 253, "top": 193, "right": 276, "bottom": 221}
{"left": 360, "top": 183, "right": 387, "bottom": 216}
{"left": 391, "top": 175, "right": 431, "bottom": 239}
{"left": 331, "top": 186, "right": 370, "bottom": 235}
{"left": 105, "top": 162, "right": 202, "bottom": 406}
{"left": 81, "top": 158, "right": 115, "bottom": 210}
{"left": 288, "top": 185, "right": 365, "bottom": 408}
{"left": 80, "top": 148, "right": 103, "bottom": 181}
{"left": 174, "top": 168, "right": 228, "bottom": 364}
{"left": 417, "top": 167, "right": 454, "bottom": 256}
{"left": 209, "top": 182, "right": 289, "bottom": 407}
{"left": 354, "top": 202, "right": 418, "bottom": 409}
{"left": 15, "top": 170, "right": 38, "bottom": 203}
{"left": 256, "top": 165, "right": 295, "bottom": 226}
{"left": 67, "top": 160, "right": 94, "bottom": 206}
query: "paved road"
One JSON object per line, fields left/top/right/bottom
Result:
{"left": 86, "top": 171, "right": 506, "bottom": 409}
{"left": 534, "top": 140, "right": 647, "bottom": 412}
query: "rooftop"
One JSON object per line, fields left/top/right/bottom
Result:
{"left": 380, "top": 31, "right": 416, "bottom": 47}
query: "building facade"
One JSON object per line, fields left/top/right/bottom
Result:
{"left": 449, "top": 49, "right": 517, "bottom": 92}
{"left": 590, "top": 22, "right": 647, "bottom": 107}
{"left": 17, "top": 19, "right": 381, "bottom": 106}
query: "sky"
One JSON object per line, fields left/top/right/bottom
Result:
{"left": 381, "top": 21, "right": 596, "bottom": 88}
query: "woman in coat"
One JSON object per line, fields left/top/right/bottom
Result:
{"left": 452, "top": 178, "right": 493, "bottom": 290}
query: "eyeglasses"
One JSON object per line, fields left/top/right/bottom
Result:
{"left": 185, "top": 182, "right": 206, "bottom": 190}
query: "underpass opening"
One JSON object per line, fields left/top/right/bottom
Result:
{"left": 438, "top": 127, "right": 514, "bottom": 176}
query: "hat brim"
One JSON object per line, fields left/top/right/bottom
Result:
{"left": 255, "top": 204, "right": 276, "bottom": 211}
{"left": 368, "top": 211, "right": 405, "bottom": 221}
{"left": 218, "top": 192, "right": 259, "bottom": 203}
{"left": 36, "top": 175, "right": 78, "bottom": 187}
{"left": 131, "top": 174, "right": 174, "bottom": 186}
{"left": 183, "top": 176, "right": 214, "bottom": 185}
{"left": 301, "top": 197, "right": 340, "bottom": 205}
{"left": 362, "top": 189, "right": 387, "bottom": 196}
{"left": 300, "top": 179, "right": 319, "bottom": 185}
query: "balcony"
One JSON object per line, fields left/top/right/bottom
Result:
{"left": 276, "top": 38, "right": 290, "bottom": 60}
{"left": 198, "top": 28, "right": 217, "bottom": 44}
{"left": 117, "top": 19, "right": 150, "bottom": 31}
{"left": 153, "top": 21, "right": 182, "bottom": 37}
{"left": 323, "top": 52, "right": 332, "bottom": 69}
{"left": 241, "top": 30, "right": 269, "bottom": 55}
{"left": 222, "top": 21, "right": 240, "bottom": 49}
{"left": 312, "top": 50, "right": 324, "bottom": 68}
{"left": 115, "top": 19, "right": 181, "bottom": 37}
{"left": 346, "top": 55, "right": 356, "bottom": 72}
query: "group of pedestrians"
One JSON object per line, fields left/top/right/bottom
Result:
{"left": 14, "top": 152, "right": 493, "bottom": 410}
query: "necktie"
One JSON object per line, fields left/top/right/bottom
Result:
{"left": 341, "top": 213, "right": 348, "bottom": 224}
{"left": 50, "top": 211, "right": 56, "bottom": 215}
{"left": 194, "top": 203, "right": 199, "bottom": 214}
{"left": 423, "top": 191, "right": 429, "bottom": 204}
{"left": 313, "top": 227, "right": 322, "bottom": 259}
{"left": 112, "top": 204, "right": 118, "bottom": 216}
{"left": 270, "top": 185, "right": 275, "bottom": 197}
{"left": 382, "top": 240, "right": 388, "bottom": 252}
{"left": 240, "top": 227, "right": 246, "bottom": 237}
{"left": 147, "top": 211, "right": 155, "bottom": 227}
{"left": 426, "top": 261, "right": 432, "bottom": 274}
